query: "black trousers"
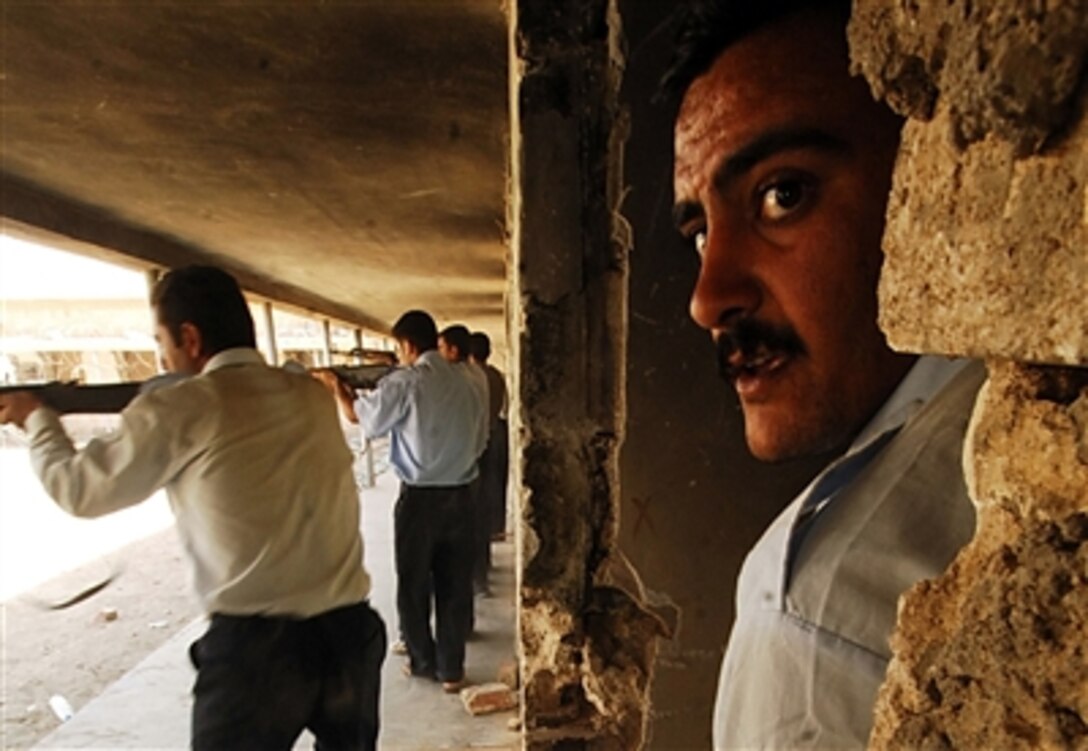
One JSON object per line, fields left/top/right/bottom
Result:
{"left": 470, "top": 471, "right": 491, "bottom": 593}
{"left": 483, "top": 420, "right": 509, "bottom": 536}
{"left": 189, "top": 600, "right": 386, "bottom": 751}
{"left": 394, "top": 482, "right": 473, "bottom": 682}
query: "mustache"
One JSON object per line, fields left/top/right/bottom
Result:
{"left": 714, "top": 318, "right": 807, "bottom": 380}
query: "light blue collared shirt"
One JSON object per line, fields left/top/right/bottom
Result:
{"left": 354, "top": 349, "right": 481, "bottom": 486}
{"left": 714, "top": 356, "right": 977, "bottom": 749}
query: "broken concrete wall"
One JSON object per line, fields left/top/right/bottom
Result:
{"left": 508, "top": 2, "right": 668, "bottom": 747}
{"left": 848, "top": 1, "right": 1088, "bottom": 747}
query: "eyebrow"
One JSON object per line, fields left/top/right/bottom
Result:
{"left": 671, "top": 126, "right": 852, "bottom": 230}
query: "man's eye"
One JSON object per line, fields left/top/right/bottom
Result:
{"left": 758, "top": 179, "right": 810, "bottom": 222}
{"left": 693, "top": 230, "right": 707, "bottom": 256}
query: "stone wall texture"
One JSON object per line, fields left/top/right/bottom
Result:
{"left": 850, "top": 0, "right": 1088, "bottom": 748}
{"left": 510, "top": 2, "right": 667, "bottom": 748}
{"left": 850, "top": 0, "right": 1088, "bottom": 364}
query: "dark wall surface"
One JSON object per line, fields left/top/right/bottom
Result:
{"left": 615, "top": 4, "right": 831, "bottom": 748}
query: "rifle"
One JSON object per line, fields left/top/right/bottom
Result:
{"left": 325, "top": 363, "right": 394, "bottom": 389}
{"left": 0, "top": 363, "right": 394, "bottom": 415}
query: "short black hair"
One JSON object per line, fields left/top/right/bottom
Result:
{"left": 659, "top": 0, "right": 852, "bottom": 103}
{"left": 438, "top": 324, "right": 471, "bottom": 362}
{"left": 468, "top": 332, "right": 491, "bottom": 362}
{"left": 151, "top": 265, "right": 256, "bottom": 356}
{"left": 392, "top": 310, "right": 438, "bottom": 353}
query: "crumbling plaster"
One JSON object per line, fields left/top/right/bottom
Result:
{"left": 509, "top": 2, "right": 667, "bottom": 748}
{"left": 849, "top": 0, "right": 1088, "bottom": 748}
{"left": 850, "top": 0, "right": 1088, "bottom": 365}
{"left": 878, "top": 101, "right": 1087, "bottom": 364}
{"left": 849, "top": 0, "right": 1087, "bottom": 155}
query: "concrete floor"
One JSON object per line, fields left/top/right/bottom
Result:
{"left": 33, "top": 468, "right": 520, "bottom": 750}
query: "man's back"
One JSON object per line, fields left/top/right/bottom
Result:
{"left": 358, "top": 349, "right": 480, "bottom": 486}
{"left": 28, "top": 348, "right": 370, "bottom": 617}
{"left": 156, "top": 353, "right": 369, "bottom": 615}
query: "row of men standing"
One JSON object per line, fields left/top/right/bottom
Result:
{"left": 322, "top": 311, "right": 508, "bottom": 694}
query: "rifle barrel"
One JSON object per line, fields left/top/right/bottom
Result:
{"left": 0, "top": 382, "right": 142, "bottom": 414}
{"left": 0, "top": 363, "right": 393, "bottom": 415}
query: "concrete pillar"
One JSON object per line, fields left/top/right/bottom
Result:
{"left": 322, "top": 318, "right": 333, "bottom": 366}
{"left": 262, "top": 302, "right": 278, "bottom": 366}
{"left": 847, "top": 2, "right": 1088, "bottom": 747}
{"left": 509, "top": 2, "right": 666, "bottom": 747}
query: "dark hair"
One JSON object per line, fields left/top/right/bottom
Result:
{"left": 438, "top": 324, "right": 471, "bottom": 362}
{"left": 151, "top": 265, "right": 256, "bottom": 356}
{"left": 659, "top": 0, "right": 852, "bottom": 103}
{"left": 468, "top": 331, "right": 491, "bottom": 362}
{"left": 392, "top": 310, "right": 438, "bottom": 353}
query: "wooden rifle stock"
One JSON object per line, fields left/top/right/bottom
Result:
{"left": 0, "top": 381, "right": 145, "bottom": 414}
{"left": 0, "top": 363, "right": 393, "bottom": 415}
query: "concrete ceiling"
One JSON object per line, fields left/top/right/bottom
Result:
{"left": 0, "top": 1, "right": 510, "bottom": 347}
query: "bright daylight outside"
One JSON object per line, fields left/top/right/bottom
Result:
{"left": 0, "top": 237, "right": 189, "bottom": 749}
{"left": 0, "top": 237, "right": 170, "bottom": 601}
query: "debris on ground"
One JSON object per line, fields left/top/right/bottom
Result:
{"left": 460, "top": 682, "right": 518, "bottom": 716}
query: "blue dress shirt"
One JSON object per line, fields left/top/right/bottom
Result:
{"left": 354, "top": 349, "right": 481, "bottom": 486}
{"left": 714, "top": 356, "right": 982, "bottom": 749}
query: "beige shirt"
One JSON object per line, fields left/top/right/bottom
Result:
{"left": 24, "top": 348, "right": 371, "bottom": 618}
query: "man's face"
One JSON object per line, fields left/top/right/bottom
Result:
{"left": 672, "top": 11, "right": 914, "bottom": 462}
{"left": 437, "top": 337, "right": 458, "bottom": 363}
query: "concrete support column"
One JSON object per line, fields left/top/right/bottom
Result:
{"left": 509, "top": 2, "right": 665, "bottom": 747}
{"left": 262, "top": 302, "right": 278, "bottom": 366}
{"left": 322, "top": 318, "right": 333, "bottom": 366}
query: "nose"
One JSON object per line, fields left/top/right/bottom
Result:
{"left": 688, "top": 226, "right": 761, "bottom": 331}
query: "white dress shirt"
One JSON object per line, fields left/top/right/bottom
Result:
{"left": 24, "top": 348, "right": 371, "bottom": 618}
{"left": 714, "top": 356, "right": 982, "bottom": 749}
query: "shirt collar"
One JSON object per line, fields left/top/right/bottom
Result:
{"left": 848, "top": 355, "right": 970, "bottom": 453}
{"left": 201, "top": 347, "right": 266, "bottom": 374}
{"left": 414, "top": 350, "right": 445, "bottom": 367}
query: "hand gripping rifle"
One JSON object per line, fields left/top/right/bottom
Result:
{"left": 0, "top": 362, "right": 394, "bottom": 415}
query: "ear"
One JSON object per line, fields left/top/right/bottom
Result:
{"left": 178, "top": 322, "right": 204, "bottom": 359}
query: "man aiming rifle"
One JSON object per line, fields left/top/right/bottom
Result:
{"left": 0, "top": 265, "right": 387, "bottom": 749}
